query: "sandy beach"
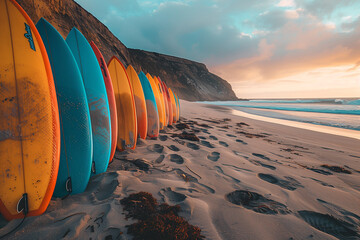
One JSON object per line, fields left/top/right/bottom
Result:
{"left": 1, "top": 100, "right": 359, "bottom": 240}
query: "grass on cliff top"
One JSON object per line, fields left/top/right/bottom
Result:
{"left": 120, "top": 192, "right": 204, "bottom": 240}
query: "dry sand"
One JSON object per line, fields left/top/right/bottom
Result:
{"left": 1, "top": 100, "right": 359, "bottom": 240}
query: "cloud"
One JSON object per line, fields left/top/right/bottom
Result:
{"left": 277, "top": 0, "right": 295, "bottom": 8}
{"left": 74, "top": 0, "right": 360, "bottom": 98}
{"left": 211, "top": 9, "right": 360, "bottom": 84}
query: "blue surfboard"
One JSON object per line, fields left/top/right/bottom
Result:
{"left": 66, "top": 28, "right": 111, "bottom": 175}
{"left": 138, "top": 71, "right": 159, "bottom": 137}
{"left": 36, "top": 18, "right": 92, "bottom": 197}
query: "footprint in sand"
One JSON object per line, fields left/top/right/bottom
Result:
{"left": 305, "top": 167, "right": 333, "bottom": 175}
{"left": 87, "top": 172, "right": 119, "bottom": 202}
{"left": 219, "top": 141, "right": 229, "bottom": 147}
{"left": 226, "top": 190, "right": 290, "bottom": 215}
{"left": 167, "top": 145, "right": 180, "bottom": 151}
{"left": 160, "top": 187, "right": 187, "bottom": 204}
{"left": 306, "top": 177, "right": 334, "bottom": 188}
{"left": 215, "top": 166, "right": 240, "bottom": 183}
{"left": 298, "top": 210, "right": 360, "bottom": 239}
{"left": 186, "top": 142, "right": 200, "bottom": 150}
{"left": 209, "top": 135, "right": 218, "bottom": 140}
{"left": 201, "top": 129, "right": 210, "bottom": 134}
{"left": 159, "top": 135, "right": 168, "bottom": 141}
{"left": 226, "top": 134, "right": 236, "bottom": 138}
{"left": 236, "top": 139, "right": 248, "bottom": 145}
{"left": 207, "top": 152, "right": 220, "bottom": 162}
{"left": 199, "top": 136, "right": 206, "bottom": 140}
{"left": 155, "top": 154, "right": 165, "bottom": 164}
{"left": 258, "top": 173, "right": 303, "bottom": 191}
{"left": 249, "top": 160, "right": 276, "bottom": 170}
{"left": 201, "top": 140, "right": 215, "bottom": 148}
{"left": 169, "top": 154, "right": 184, "bottom": 164}
{"left": 252, "top": 153, "right": 271, "bottom": 161}
{"left": 147, "top": 144, "right": 164, "bottom": 153}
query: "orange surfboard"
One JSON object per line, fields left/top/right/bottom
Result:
{"left": 154, "top": 76, "right": 168, "bottom": 126}
{"left": 158, "top": 77, "right": 171, "bottom": 126}
{"left": 108, "top": 57, "right": 137, "bottom": 150}
{"left": 126, "top": 65, "right": 147, "bottom": 140}
{"left": 0, "top": 0, "right": 60, "bottom": 220}
{"left": 162, "top": 81, "right": 173, "bottom": 125}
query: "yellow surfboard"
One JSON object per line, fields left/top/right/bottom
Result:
{"left": 146, "top": 73, "right": 166, "bottom": 130}
{"left": 108, "top": 57, "right": 137, "bottom": 150}
{"left": 126, "top": 65, "right": 147, "bottom": 140}
{"left": 0, "top": 0, "right": 60, "bottom": 220}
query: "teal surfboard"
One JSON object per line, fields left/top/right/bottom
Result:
{"left": 66, "top": 28, "right": 111, "bottom": 175}
{"left": 138, "top": 71, "right": 159, "bottom": 138}
{"left": 36, "top": 18, "right": 92, "bottom": 197}
{"left": 174, "top": 93, "right": 180, "bottom": 121}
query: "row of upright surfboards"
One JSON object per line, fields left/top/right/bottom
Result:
{"left": 0, "top": 0, "right": 180, "bottom": 220}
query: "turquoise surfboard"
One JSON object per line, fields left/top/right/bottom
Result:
{"left": 36, "top": 18, "right": 92, "bottom": 197}
{"left": 174, "top": 93, "right": 180, "bottom": 121}
{"left": 66, "top": 28, "right": 111, "bottom": 175}
{"left": 138, "top": 71, "right": 159, "bottom": 138}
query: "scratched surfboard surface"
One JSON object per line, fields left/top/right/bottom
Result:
{"left": 162, "top": 81, "right": 173, "bottom": 126}
{"left": 138, "top": 71, "right": 160, "bottom": 138}
{"left": 36, "top": 18, "right": 92, "bottom": 198}
{"left": 146, "top": 73, "right": 166, "bottom": 130}
{"left": 158, "top": 77, "right": 170, "bottom": 127}
{"left": 90, "top": 41, "right": 117, "bottom": 163}
{"left": 169, "top": 88, "right": 177, "bottom": 124}
{"left": 0, "top": 0, "right": 60, "bottom": 220}
{"left": 107, "top": 57, "right": 137, "bottom": 150}
{"left": 66, "top": 28, "right": 111, "bottom": 175}
{"left": 126, "top": 65, "right": 147, "bottom": 140}
{"left": 154, "top": 76, "right": 169, "bottom": 126}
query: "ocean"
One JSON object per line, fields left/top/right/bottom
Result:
{"left": 202, "top": 98, "right": 360, "bottom": 133}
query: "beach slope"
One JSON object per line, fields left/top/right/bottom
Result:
{"left": 1, "top": 100, "right": 359, "bottom": 239}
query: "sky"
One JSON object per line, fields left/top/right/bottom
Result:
{"left": 75, "top": 0, "right": 360, "bottom": 99}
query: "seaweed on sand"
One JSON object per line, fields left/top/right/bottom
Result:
{"left": 120, "top": 192, "right": 204, "bottom": 240}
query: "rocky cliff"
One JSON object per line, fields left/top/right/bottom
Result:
{"left": 17, "top": 0, "right": 238, "bottom": 101}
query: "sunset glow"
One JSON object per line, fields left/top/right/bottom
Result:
{"left": 75, "top": 0, "right": 360, "bottom": 99}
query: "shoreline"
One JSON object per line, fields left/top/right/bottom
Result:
{"left": 1, "top": 100, "right": 359, "bottom": 239}
{"left": 231, "top": 108, "right": 360, "bottom": 140}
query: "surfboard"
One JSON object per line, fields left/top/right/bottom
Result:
{"left": 138, "top": 72, "right": 160, "bottom": 137}
{"left": 36, "top": 18, "right": 92, "bottom": 198}
{"left": 66, "top": 28, "right": 111, "bottom": 175}
{"left": 175, "top": 93, "right": 180, "bottom": 121}
{"left": 158, "top": 77, "right": 170, "bottom": 126}
{"left": 107, "top": 57, "right": 137, "bottom": 150}
{"left": 126, "top": 65, "right": 147, "bottom": 140}
{"left": 154, "top": 76, "right": 168, "bottom": 127}
{"left": 0, "top": 0, "right": 60, "bottom": 220}
{"left": 146, "top": 73, "right": 165, "bottom": 130}
{"left": 169, "top": 88, "right": 177, "bottom": 123}
{"left": 90, "top": 41, "right": 117, "bottom": 163}
{"left": 162, "top": 81, "right": 173, "bottom": 125}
